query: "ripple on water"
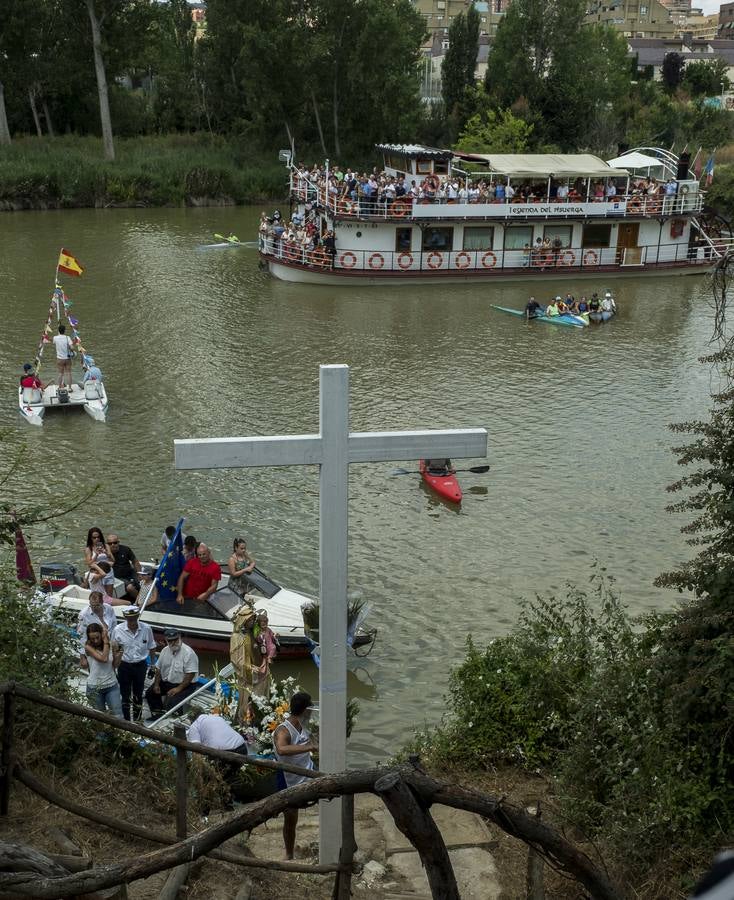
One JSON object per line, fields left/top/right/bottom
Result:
{"left": 0, "top": 207, "right": 719, "bottom": 763}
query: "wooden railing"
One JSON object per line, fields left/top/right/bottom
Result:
{"left": 0, "top": 680, "right": 624, "bottom": 900}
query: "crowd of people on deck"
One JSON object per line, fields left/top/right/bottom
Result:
{"left": 286, "top": 162, "right": 683, "bottom": 214}
{"left": 525, "top": 291, "right": 617, "bottom": 319}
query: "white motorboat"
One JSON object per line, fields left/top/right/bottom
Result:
{"left": 44, "top": 563, "right": 374, "bottom": 659}
{"left": 19, "top": 380, "right": 108, "bottom": 427}
{"left": 18, "top": 250, "right": 108, "bottom": 426}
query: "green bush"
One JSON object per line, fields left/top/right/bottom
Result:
{"left": 0, "top": 134, "right": 287, "bottom": 207}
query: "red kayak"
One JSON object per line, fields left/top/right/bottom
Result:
{"left": 419, "top": 460, "right": 462, "bottom": 503}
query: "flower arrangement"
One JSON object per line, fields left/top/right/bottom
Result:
{"left": 212, "top": 670, "right": 304, "bottom": 756}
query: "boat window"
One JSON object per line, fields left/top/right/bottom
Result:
{"left": 463, "top": 226, "right": 494, "bottom": 250}
{"left": 148, "top": 597, "right": 228, "bottom": 621}
{"left": 434, "top": 159, "right": 449, "bottom": 175}
{"left": 395, "top": 227, "right": 413, "bottom": 251}
{"left": 504, "top": 226, "right": 533, "bottom": 250}
{"left": 543, "top": 225, "right": 572, "bottom": 248}
{"left": 582, "top": 224, "right": 612, "bottom": 248}
{"left": 422, "top": 227, "right": 454, "bottom": 251}
{"left": 416, "top": 159, "right": 433, "bottom": 174}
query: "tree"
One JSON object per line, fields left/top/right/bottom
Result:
{"left": 441, "top": 4, "right": 479, "bottom": 137}
{"left": 683, "top": 58, "right": 730, "bottom": 98}
{"left": 661, "top": 52, "right": 684, "bottom": 93}
{"left": 455, "top": 108, "right": 534, "bottom": 153}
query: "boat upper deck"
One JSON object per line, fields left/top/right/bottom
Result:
{"left": 288, "top": 146, "right": 705, "bottom": 222}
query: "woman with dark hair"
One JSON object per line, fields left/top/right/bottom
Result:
{"left": 84, "top": 623, "right": 123, "bottom": 717}
{"left": 84, "top": 527, "right": 108, "bottom": 566}
{"left": 228, "top": 538, "right": 255, "bottom": 597}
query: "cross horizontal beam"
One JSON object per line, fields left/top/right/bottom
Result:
{"left": 174, "top": 428, "right": 487, "bottom": 471}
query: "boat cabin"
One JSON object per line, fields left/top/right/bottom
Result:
{"left": 376, "top": 143, "right": 455, "bottom": 180}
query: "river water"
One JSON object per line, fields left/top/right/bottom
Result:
{"left": 0, "top": 205, "right": 718, "bottom": 764}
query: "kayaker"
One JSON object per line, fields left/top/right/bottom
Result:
{"left": 525, "top": 297, "right": 542, "bottom": 319}
{"left": 589, "top": 293, "right": 601, "bottom": 312}
{"left": 564, "top": 292, "right": 574, "bottom": 309}
{"left": 556, "top": 295, "right": 568, "bottom": 314}
{"left": 577, "top": 296, "right": 589, "bottom": 313}
{"left": 426, "top": 458, "right": 455, "bottom": 475}
{"left": 602, "top": 291, "right": 616, "bottom": 314}
{"left": 545, "top": 298, "right": 560, "bottom": 317}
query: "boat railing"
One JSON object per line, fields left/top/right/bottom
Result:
{"left": 287, "top": 182, "right": 704, "bottom": 219}
{"left": 260, "top": 237, "right": 724, "bottom": 273}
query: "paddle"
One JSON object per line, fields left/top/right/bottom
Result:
{"left": 391, "top": 464, "right": 490, "bottom": 476}
{"left": 213, "top": 232, "right": 240, "bottom": 244}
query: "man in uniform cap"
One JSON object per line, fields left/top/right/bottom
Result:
{"left": 112, "top": 606, "right": 156, "bottom": 721}
{"left": 145, "top": 628, "right": 199, "bottom": 720}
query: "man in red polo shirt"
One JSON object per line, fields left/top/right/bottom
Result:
{"left": 176, "top": 544, "right": 221, "bottom": 613}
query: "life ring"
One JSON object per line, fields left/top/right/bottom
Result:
{"left": 481, "top": 250, "right": 497, "bottom": 269}
{"left": 583, "top": 250, "right": 599, "bottom": 266}
{"left": 392, "top": 200, "right": 411, "bottom": 218}
{"left": 560, "top": 250, "right": 576, "bottom": 266}
{"left": 455, "top": 251, "right": 471, "bottom": 270}
{"left": 397, "top": 252, "right": 413, "bottom": 270}
{"left": 427, "top": 251, "right": 443, "bottom": 269}
{"left": 369, "top": 252, "right": 385, "bottom": 270}
{"left": 340, "top": 251, "right": 357, "bottom": 269}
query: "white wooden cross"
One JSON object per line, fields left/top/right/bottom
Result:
{"left": 174, "top": 364, "right": 487, "bottom": 863}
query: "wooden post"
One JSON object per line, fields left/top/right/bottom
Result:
{"left": 375, "top": 772, "right": 460, "bottom": 900}
{"left": 174, "top": 724, "right": 187, "bottom": 840}
{"left": 1, "top": 684, "right": 16, "bottom": 816}
{"left": 526, "top": 804, "right": 545, "bottom": 900}
{"left": 332, "top": 794, "right": 357, "bottom": 900}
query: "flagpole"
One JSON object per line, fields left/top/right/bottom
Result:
{"left": 143, "top": 518, "right": 185, "bottom": 616}
{"left": 55, "top": 249, "right": 62, "bottom": 319}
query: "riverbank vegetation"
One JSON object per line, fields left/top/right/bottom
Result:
{"left": 3, "top": 0, "right": 734, "bottom": 209}
{"left": 0, "top": 134, "right": 286, "bottom": 209}
{"left": 407, "top": 348, "right": 734, "bottom": 897}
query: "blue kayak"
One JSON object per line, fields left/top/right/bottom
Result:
{"left": 491, "top": 305, "right": 586, "bottom": 328}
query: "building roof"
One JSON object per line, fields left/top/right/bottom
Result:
{"left": 453, "top": 152, "right": 629, "bottom": 178}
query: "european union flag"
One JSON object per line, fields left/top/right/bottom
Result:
{"left": 155, "top": 518, "right": 185, "bottom": 602}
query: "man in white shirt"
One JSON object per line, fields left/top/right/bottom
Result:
{"left": 112, "top": 607, "right": 157, "bottom": 721}
{"left": 77, "top": 591, "right": 118, "bottom": 658}
{"left": 187, "top": 712, "right": 247, "bottom": 752}
{"left": 52, "top": 324, "right": 73, "bottom": 389}
{"left": 145, "top": 628, "right": 198, "bottom": 719}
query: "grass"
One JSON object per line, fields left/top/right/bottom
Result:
{"left": 0, "top": 133, "right": 288, "bottom": 208}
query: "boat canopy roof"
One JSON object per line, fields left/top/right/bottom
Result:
{"left": 452, "top": 152, "right": 629, "bottom": 179}
{"left": 606, "top": 151, "right": 666, "bottom": 171}
{"left": 376, "top": 143, "right": 454, "bottom": 160}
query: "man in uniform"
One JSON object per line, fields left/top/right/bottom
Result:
{"left": 112, "top": 606, "right": 156, "bottom": 721}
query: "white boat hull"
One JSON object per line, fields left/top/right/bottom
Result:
{"left": 19, "top": 383, "right": 108, "bottom": 426}
{"left": 266, "top": 257, "right": 712, "bottom": 286}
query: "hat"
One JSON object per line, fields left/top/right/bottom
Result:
{"left": 163, "top": 627, "right": 180, "bottom": 639}
{"left": 23, "top": 363, "right": 32, "bottom": 371}
{"left": 122, "top": 606, "right": 140, "bottom": 618}
{"left": 137, "top": 563, "right": 156, "bottom": 577}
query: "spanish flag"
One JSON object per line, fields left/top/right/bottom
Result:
{"left": 57, "top": 248, "right": 84, "bottom": 277}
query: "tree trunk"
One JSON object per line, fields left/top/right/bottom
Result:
{"left": 0, "top": 81, "right": 11, "bottom": 145}
{"left": 28, "top": 88, "right": 42, "bottom": 137}
{"left": 85, "top": 0, "right": 115, "bottom": 161}
{"left": 311, "top": 89, "right": 328, "bottom": 157}
{"left": 332, "top": 21, "right": 346, "bottom": 160}
{"left": 375, "top": 773, "right": 460, "bottom": 900}
{"left": 42, "top": 99, "right": 55, "bottom": 138}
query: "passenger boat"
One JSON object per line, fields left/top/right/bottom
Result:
{"left": 44, "top": 564, "right": 375, "bottom": 659}
{"left": 491, "top": 305, "right": 586, "bottom": 328}
{"left": 260, "top": 146, "right": 728, "bottom": 285}
{"left": 419, "top": 459, "right": 462, "bottom": 503}
{"left": 19, "top": 252, "right": 107, "bottom": 426}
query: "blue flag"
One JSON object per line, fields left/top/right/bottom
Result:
{"left": 155, "top": 518, "right": 185, "bottom": 602}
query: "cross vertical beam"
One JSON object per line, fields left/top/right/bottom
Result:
{"left": 318, "top": 365, "right": 349, "bottom": 861}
